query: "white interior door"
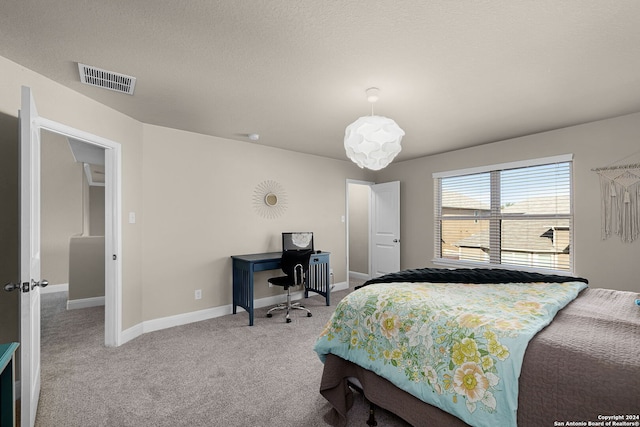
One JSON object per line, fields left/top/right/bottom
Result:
{"left": 370, "top": 181, "right": 400, "bottom": 277}
{"left": 20, "top": 86, "right": 42, "bottom": 427}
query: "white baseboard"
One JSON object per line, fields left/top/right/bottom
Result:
{"left": 349, "top": 271, "right": 370, "bottom": 280}
{"left": 41, "top": 283, "right": 68, "bottom": 294}
{"left": 120, "top": 281, "right": 349, "bottom": 344}
{"left": 329, "top": 281, "right": 349, "bottom": 292}
{"left": 120, "top": 323, "right": 144, "bottom": 346}
{"left": 67, "top": 296, "right": 105, "bottom": 310}
{"left": 143, "top": 303, "right": 235, "bottom": 334}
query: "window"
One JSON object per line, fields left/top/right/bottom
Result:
{"left": 433, "top": 155, "right": 573, "bottom": 273}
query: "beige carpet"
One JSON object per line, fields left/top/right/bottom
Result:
{"left": 35, "top": 286, "right": 411, "bottom": 427}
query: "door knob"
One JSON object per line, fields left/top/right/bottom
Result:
{"left": 3, "top": 280, "right": 48, "bottom": 292}
{"left": 32, "top": 279, "right": 49, "bottom": 290}
{"left": 3, "top": 282, "right": 20, "bottom": 292}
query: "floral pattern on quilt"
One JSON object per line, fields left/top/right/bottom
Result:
{"left": 314, "top": 281, "right": 587, "bottom": 427}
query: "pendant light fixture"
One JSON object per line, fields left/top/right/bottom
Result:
{"left": 344, "top": 87, "right": 405, "bottom": 171}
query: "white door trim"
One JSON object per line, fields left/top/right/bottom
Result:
{"left": 35, "top": 115, "right": 122, "bottom": 347}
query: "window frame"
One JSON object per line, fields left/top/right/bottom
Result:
{"left": 432, "top": 154, "right": 574, "bottom": 274}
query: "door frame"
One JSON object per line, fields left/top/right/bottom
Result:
{"left": 36, "top": 117, "right": 122, "bottom": 347}
{"left": 345, "top": 179, "right": 401, "bottom": 283}
{"left": 34, "top": 115, "right": 122, "bottom": 347}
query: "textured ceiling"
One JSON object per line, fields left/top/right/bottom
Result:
{"left": 1, "top": 1, "right": 640, "bottom": 163}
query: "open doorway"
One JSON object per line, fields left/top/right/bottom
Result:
{"left": 346, "top": 180, "right": 373, "bottom": 285}
{"left": 32, "top": 114, "right": 122, "bottom": 348}
{"left": 346, "top": 179, "right": 401, "bottom": 286}
{"left": 40, "top": 130, "right": 106, "bottom": 311}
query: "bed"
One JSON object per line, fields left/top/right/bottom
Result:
{"left": 313, "top": 268, "right": 640, "bottom": 427}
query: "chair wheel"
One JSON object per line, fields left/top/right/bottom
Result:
{"left": 267, "top": 313, "right": 272, "bottom": 318}
{"left": 286, "top": 318, "right": 292, "bottom": 323}
{"left": 307, "top": 313, "right": 312, "bottom": 317}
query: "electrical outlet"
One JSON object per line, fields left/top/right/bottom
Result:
{"left": 195, "top": 289, "right": 202, "bottom": 300}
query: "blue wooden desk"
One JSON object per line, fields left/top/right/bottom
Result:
{"left": 231, "top": 251, "right": 330, "bottom": 325}
{"left": 0, "top": 342, "right": 19, "bottom": 427}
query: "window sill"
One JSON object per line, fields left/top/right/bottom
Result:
{"left": 431, "top": 258, "right": 575, "bottom": 276}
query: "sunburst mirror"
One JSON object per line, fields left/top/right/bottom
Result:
{"left": 253, "top": 180, "right": 288, "bottom": 219}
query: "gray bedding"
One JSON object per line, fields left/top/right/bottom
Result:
{"left": 319, "top": 288, "right": 640, "bottom": 427}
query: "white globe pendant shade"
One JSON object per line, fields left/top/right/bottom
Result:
{"left": 344, "top": 115, "right": 405, "bottom": 171}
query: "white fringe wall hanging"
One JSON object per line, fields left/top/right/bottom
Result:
{"left": 593, "top": 156, "right": 640, "bottom": 243}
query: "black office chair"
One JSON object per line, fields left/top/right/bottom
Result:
{"left": 266, "top": 249, "right": 313, "bottom": 323}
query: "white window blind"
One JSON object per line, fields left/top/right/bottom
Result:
{"left": 434, "top": 156, "right": 573, "bottom": 273}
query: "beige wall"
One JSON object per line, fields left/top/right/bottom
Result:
{"left": 68, "top": 236, "right": 105, "bottom": 300}
{"left": 348, "top": 183, "right": 370, "bottom": 275}
{"left": 140, "top": 124, "right": 367, "bottom": 321}
{"left": 41, "top": 132, "right": 84, "bottom": 286}
{"left": 376, "top": 112, "right": 640, "bottom": 293}
{"left": 89, "top": 186, "right": 105, "bottom": 236}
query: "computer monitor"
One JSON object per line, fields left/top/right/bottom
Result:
{"left": 282, "top": 232, "right": 314, "bottom": 252}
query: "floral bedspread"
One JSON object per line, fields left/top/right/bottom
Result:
{"left": 314, "top": 280, "right": 588, "bottom": 427}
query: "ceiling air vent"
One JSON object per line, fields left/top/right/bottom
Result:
{"left": 78, "top": 63, "right": 136, "bottom": 95}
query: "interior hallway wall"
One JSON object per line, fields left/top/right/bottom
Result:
{"left": 41, "top": 132, "right": 84, "bottom": 286}
{"left": 89, "top": 186, "right": 105, "bottom": 236}
{"left": 348, "top": 183, "right": 370, "bottom": 276}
